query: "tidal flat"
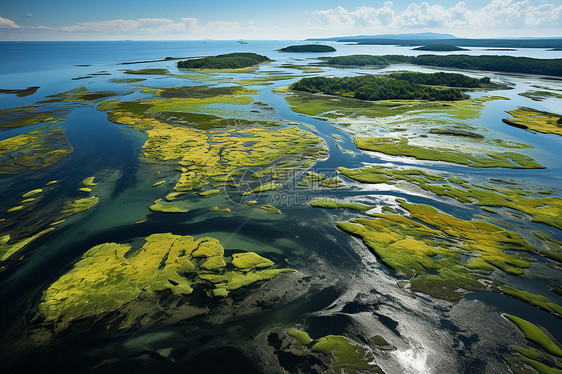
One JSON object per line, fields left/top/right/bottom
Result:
{"left": 0, "top": 41, "right": 561, "bottom": 374}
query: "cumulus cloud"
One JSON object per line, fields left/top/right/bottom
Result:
{"left": 312, "top": 0, "right": 562, "bottom": 29}
{"left": 0, "top": 16, "right": 19, "bottom": 28}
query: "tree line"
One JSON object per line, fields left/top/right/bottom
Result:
{"left": 386, "top": 72, "right": 491, "bottom": 88}
{"left": 322, "top": 54, "right": 562, "bottom": 76}
{"left": 290, "top": 74, "right": 469, "bottom": 101}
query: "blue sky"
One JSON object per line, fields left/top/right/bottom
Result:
{"left": 1, "top": 0, "right": 561, "bottom": 40}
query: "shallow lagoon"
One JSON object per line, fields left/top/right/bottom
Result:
{"left": 0, "top": 40, "right": 561, "bottom": 374}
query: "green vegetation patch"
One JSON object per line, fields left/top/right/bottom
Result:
{"left": 290, "top": 75, "right": 468, "bottom": 101}
{"left": 0, "top": 228, "right": 55, "bottom": 262}
{"left": 279, "top": 44, "right": 336, "bottom": 52}
{"left": 49, "top": 87, "right": 120, "bottom": 102}
{"left": 309, "top": 197, "right": 371, "bottom": 212}
{"left": 504, "top": 314, "right": 562, "bottom": 357}
{"left": 82, "top": 176, "right": 97, "bottom": 186}
{"left": 99, "top": 98, "right": 327, "bottom": 192}
{"left": 153, "top": 85, "right": 256, "bottom": 99}
{"left": 111, "top": 78, "right": 146, "bottom": 83}
{"left": 281, "top": 87, "right": 506, "bottom": 122}
{"left": 259, "top": 204, "right": 282, "bottom": 214}
{"left": 60, "top": 196, "right": 99, "bottom": 217}
{"left": 319, "top": 177, "right": 345, "bottom": 188}
{"left": 242, "top": 182, "right": 281, "bottom": 196}
{"left": 197, "top": 189, "right": 221, "bottom": 197}
{"left": 0, "top": 106, "right": 61, "bottom": 129}
{"left": 338, "top": 165, "right": 562, "bottom": 230}
{"left": 355, "top": 137, "right": 544, "bottom": 169}
{"left": 519, "top": 91, "right": 562, "bottom": 102}
{"left": 38, "top": 233, "right": 293, "bottom": 330}
{"left": 299, "top": 170, "right": 326, "bottom": 186}
{"left": 0, "top": 126, "right": 73, "bottom": 174}
{"left": 177, "top": 53, "right": 270, "bottom": 70}
{"left": 282, "top": 329, "right": 383, "bottom": 373}
{"left": 287, "top": 328, "right": 313, "bottom": 349}
{"left": 311, "top": 335, "right": 383, "bottom": 374}
{"left": 503, "top": 107, "right": 562, "bottom": 136}
{"left": 501, "top": 285, "right": 562, "bottom": 318}
{"left": 124, "top": 68, "right": 169, "bottom": 75}
{"left": 149, "top": 199, "right": 188, "bottom": 213}
{"left": 336, "top": 200, "right": 536, "bottom": 301}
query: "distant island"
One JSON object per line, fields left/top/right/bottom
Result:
{"left": 321, "top": 55, "right": 562, "bottom": 77}
{"left": 413, "top": 45, "right": 468, "bottom": 51}
{"left": 289, "top": 73, "right": 469, "bottom": 101}
{"left": 307, "top": 35, "right": 562, "bottom": 49}
{"left": 278, "top": 45, "right": 336, "bottom": 53}
{"left": 177, "top": 53, "right": 270, "bottom": 70}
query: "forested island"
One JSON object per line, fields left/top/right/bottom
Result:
{"left": 321, "top": 54, "right": 562, "bottom": 77}
{"left": 177, "top": 53, "right": 270, "bottom": 69}
{"left": 289, "top": 74, "right": 468, "bottom": 101}
{"left": 279, "top": 44, "right": 336, "bottom": 52}
{"left": 413, "top": 44, "right": 468, "bottom": 51}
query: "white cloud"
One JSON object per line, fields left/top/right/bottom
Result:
{"left": 312, "top": 0, "right": 562, "bottom": 30}
{"left": 59, "top": 18, "right": 188, "bottom": 33}
{"left": 37, "top": 16, "right": 250, "bottom": 37}
{"left": 23, "top": 14, "right": 33, "bottom": 18}
{"left": 0, "top": 16, "right": 19, "bottom": 28}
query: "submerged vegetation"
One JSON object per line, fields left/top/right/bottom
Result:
{"left": 177, "top": 53, "right": 270, "bottom": 70}
{"left": 321, "top": 54, "right": 562, "bottom": 76}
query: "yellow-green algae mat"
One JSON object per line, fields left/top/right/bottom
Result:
{"left": 503, "top": 107, "right": 562, "bottom": 136}
{"left": 335, "top": 200, "right": 538, "bottom": 302}
{"left": 98, "top": 98, "right": 327, "bottom": 192}
{"left": 354, "top": 137, "right": 543, "bottom": 169}
{"left": 338, "top": 164, "right": 562, "bottom": 230}
{"left": 0, "top": 125, "right": 73, "bottom": 174}
{"left": 38, "top": 233, "right": 293, "bottom": 330}
{"left": 1, "top": 185, "right": 99, "bottom": 263}
{"left": 285, "top": 328, "right": 384, "bottom": 374}
{"left": 142, "top": 124, "right": 325, "bottom": 191}
{"left": 503, "top": 314, "right": 562, "bottom": 374}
